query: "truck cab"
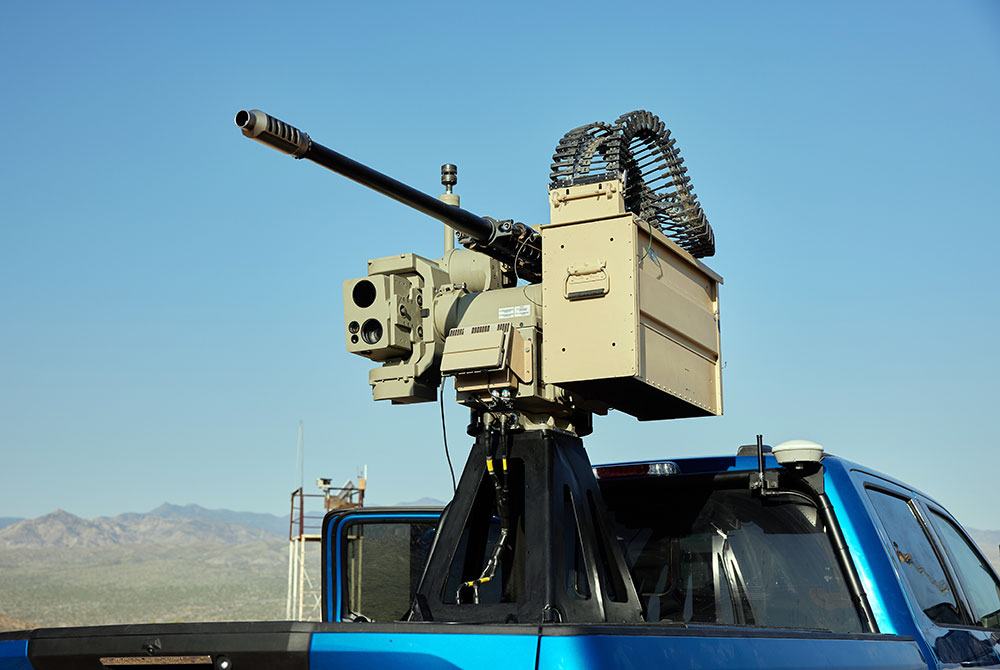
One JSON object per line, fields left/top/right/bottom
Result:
{"left": 322, "top": 450, "right": 1000, "bottom": 668}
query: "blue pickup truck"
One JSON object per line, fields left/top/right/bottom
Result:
{"left": 2, "top": 444, "right": 997, "bottom": 670}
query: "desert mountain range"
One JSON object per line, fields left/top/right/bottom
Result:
{"left": 0, "top": 503, "right": 996, "bottom": 561}
{"left": 0, "top": 504, "right": 286, "bottom": 549}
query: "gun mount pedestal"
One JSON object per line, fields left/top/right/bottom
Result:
{"left": 412, "top": 429, "right": 642, "bottom": 624}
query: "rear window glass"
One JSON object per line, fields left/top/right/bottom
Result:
{"left": 601, "top": 476, "right": 862, "bottom": 632}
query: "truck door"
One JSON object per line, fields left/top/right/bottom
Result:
{"left": 321, "top": 508, "right": 441, "bottom": 623}
{"left": 917, "top": 499, "right": 1000, "bottom": 665}
{"left": 863, "top": 477, "right": 1000, "bottom": 668}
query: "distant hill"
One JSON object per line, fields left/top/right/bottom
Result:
{"left": 0, "top": 505, "right": 285, "bottom": 549}
{"left": 144, "top": 503, "right": 288, "bottom": 537}
{"left": 0, "top": 504, "right": 290, "bottom": 630}
{"left": 0, "top": 517, "right": 24, "bottom": 531}
{"left": 394, "top": 497, "right": 447, "bottom": 507}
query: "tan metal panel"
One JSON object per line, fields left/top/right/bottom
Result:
{"left": 639, "top": 279, "right": 719, "bottom": 361}
{"left": 633, "top": 219, "right": 722, "bottom": 416}
{"left": 542, "top": 215, "right": 637, "bottom": 383}
{"left": 548, "top": 180, "right": 627, "bottom": 225}
{"left": 441, "top": 327, "right": 510, "bottom": 374}
{"left": 638, "top": 324, "right": 721, "bottom": 415}
{"left": 635, "top": 221, "right": 720, "bottom": 361}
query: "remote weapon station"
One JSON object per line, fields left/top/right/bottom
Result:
{"left": 236, "top": 109, "right": 722, "bottom": 624}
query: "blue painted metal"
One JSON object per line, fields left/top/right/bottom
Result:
{"left": 324, "top": 512, "right": 439, "bottom": 622}
{"left": 311, "top": 630, "right": 538, "bottom": 670}
{"left": 537, "top": 631, "right": 928, "bottom": 670}
{"left": 0, "top": 640, "right": 33, "bottom": 670}
{"left": 824, "top": 458, "right": 910, "bottom": 635}
{"left": 596, "top": 454, "right": 781, "bottom": 475}
{"left": 831, "top": 457, "right": 945, "bottom": 510}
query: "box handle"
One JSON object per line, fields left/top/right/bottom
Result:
{"left": 565, "top": 261, "right": 609, "bottom": 300}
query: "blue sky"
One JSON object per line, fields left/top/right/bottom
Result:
{"left": 1, "top": 1, "right": 997, "bottom": 530}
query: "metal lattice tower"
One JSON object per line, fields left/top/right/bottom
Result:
{"left": 286, "top": 475, "right": 365, "bottom": 620}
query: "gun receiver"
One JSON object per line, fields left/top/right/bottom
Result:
{"left": 235, "top": 109, "right": 541, "bottom": 282}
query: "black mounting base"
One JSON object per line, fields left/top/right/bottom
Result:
{"left": 412, "top": 429, "right": 642, "bottom": 624}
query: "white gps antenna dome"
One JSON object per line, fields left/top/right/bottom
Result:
{"left": 772, "top": 439, "right": 824, "bottom": 469}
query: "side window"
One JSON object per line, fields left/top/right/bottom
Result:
{"left": 867, "top": 489, "right": 965, "bottom": 625}
{"left": 343, "top": 520, "right": 437, "bottom": 622}
{"left": 928, "top": 510, "right": 1000, "bottom": 629}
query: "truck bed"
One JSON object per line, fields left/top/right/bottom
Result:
{"left": 2, "top": 621, "right": 927, "bottom": 670}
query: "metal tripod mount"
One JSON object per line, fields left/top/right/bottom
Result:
{"left": 235, "top": 109, "right": 724, "bottom": 624}
{"left": 410, "top": 415, "right": 643, "bottom": 623}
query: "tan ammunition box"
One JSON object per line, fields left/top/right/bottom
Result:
{"left": 541, "top": 181, "right": 723, "bottom": 420}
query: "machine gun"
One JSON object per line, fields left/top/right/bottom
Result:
{"left": 236, "top": 108, "right": 723, "bottom": 624}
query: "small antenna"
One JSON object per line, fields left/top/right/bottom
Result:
{"left": 749, "top": 434, "right": 778, "bottom": 496}
{"left": 440, "top": 163, "right": 459, "bottom": 253}
{"left": 297, "top": 420, "right": 304, "bottom": 491}
{"left": 756, "top": 434, "right": 765, "bottom": 479}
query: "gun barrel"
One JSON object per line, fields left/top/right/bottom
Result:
{"left": 236, "top": 109, "right": 495, "bottom": 244}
